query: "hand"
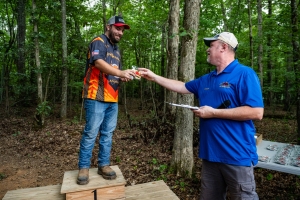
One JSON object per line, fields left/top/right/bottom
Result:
{"left": 192, "top": 106, "right": 216, "bottom": 119}
{"left": 137, "top": 68, "right": 157, "bottom": 81}
{"left": 119, "top": 69, "right": 135, "bottom": 80}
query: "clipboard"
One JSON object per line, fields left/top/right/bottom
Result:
{"left": 166, "top": 102, "right": 199, "bottom": 110}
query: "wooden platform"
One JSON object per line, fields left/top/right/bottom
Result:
{"left": 3, "top": 165, "right": 180, "bottom": 200}
{"left": 61, "top": 166, "right": 126, "bottom": 200}
{"left": 3, "top": 180, "right": 179, "bottom": 200}
{"left": 125, "top": 180, "right": 179, "bottom": 200}
{"left": 3, "top": 185, "right": 64, "bottom": 200}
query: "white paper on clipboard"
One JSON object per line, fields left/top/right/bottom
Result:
{"left": 166, "top": 102, "right": 199, "bottom": 110}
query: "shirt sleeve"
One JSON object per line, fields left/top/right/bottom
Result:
{"left": 239, "top": 68, "right": 264, "bottom": 108}
{"left": 185, "top": 77, "right": 203, "bottom": 99}
{"left": 88, "top": 37, "right": 107, "bottom": 64}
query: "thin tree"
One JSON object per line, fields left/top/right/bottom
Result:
{"left": 3, "top": 1, "right": 16, "bottom": 112}
{"left": 60, "top": 0, "right": 68, "bottom": 118}
{"left": 248, "top": 0, "right": 254, "bottom": 68}
{"left": 17, "top": 0, "right": 26, "bottom": 101}
{"left": 220, "top": 0, "right": 228, "bottom": 31}
{"left": 160, "top": 24, "right": 166, "bottom": 107}
{"left": 266, "top": 0, "right": 274, "bottom": 106}
{"left": 166, "top": 0, "right": 180, "bottom": 115}
{"left": 171, "top": 0, "right": 201, "bottom": 177}
{"left": 32, "top": 0, "right": 44, "bottom": 125}
{"left": 291, "top": 0, "right": 300, "bottom": 144}
{"left": 102, "top": 0, "right": 107, "bottom": 33}
{"left": 257, "top": 0, "right": 263, "bottom": 87}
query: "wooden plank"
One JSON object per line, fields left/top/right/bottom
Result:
{"left": 2, "top": 179, "right": 179, "bottom": 200}
{"left": 2, "top": 185, "right": 65, "bottom": 200}
{"left": 66, "top": 185, "right": 125, "bottom": 200}
{"left": 61, "top": 166, "right": 126, "bottom": 194}
{"left": 125, "top": 180, "right": 179, "bottom": 200}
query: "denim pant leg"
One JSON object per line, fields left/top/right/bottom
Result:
{"left": 98, "top": 103, "right": 118, "bottom": 167}
{"left": 78, "top": 99, "right": 105, "bottom": 169}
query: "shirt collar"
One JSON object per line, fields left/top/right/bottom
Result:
{"left": 213, "top": 59, "right": 238, "bottom": 75}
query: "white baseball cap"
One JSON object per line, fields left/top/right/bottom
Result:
{"left": 203, "top": 32, "right": 238, "bottom": 51}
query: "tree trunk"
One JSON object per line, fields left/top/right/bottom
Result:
{"left": 266, "top": 0, "right": 273, "bottom": 106}
{"left": 248, "top": 0, "right": 254, "bottom": 68}
{"left": 291, "top": 0, "right": 300, "bottom": 144}
{"left": 102, "top": 0, "right": 107, "bottom": 33}
{"left": 160, "top": 24, "right": 166, "bottom": 111}
{"left": 284, "top": 53, "right": 292, "bottom": 110}
{"left": 32, "top": 0, "right": 44, "bottom": 125}
{"left": 257, "top": 0, "right": 263, "bottom": 87}
{"left": 220, "top": 0, "right": 228, "bottom": 31}
{"left": 3, "top": 1, "right": 17, "bottom": 112}
{"left": 60, "top": 0, "right": 68, "bottom": 118}
{"left": 166, "top": 0, "right": 180, "bottom": 115}
{"left": 171, "top": 0, "right": 201, "bottom": 178}
{"left": 17, "top": 0, "right": 26, "bottom": 100}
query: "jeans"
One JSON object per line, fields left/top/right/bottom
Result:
{"left": 78, "top": 99, "right": 118, "bottom": 169}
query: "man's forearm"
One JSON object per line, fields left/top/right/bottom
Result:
{"left": 94, "top": 59, "right": 122, "bottom": 77}
{"left": 213, "top": 106, "right": 264, "bottom": 121}
{"left": 152, "top": 75, "right": 190, "bottom": 94}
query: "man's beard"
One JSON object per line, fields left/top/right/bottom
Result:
{"left": 108, "top": 30, "right": 120, "bottom": 44}
{"left": 207, "top": 57, "right": 211, "bottom": 64}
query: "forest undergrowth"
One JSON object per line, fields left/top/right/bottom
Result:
{"left": 0, "top": 101, "right": 299, "bottom": 199}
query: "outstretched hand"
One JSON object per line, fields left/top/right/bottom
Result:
{"left": 138, "top": 68, "right": 157, "bottom": 81}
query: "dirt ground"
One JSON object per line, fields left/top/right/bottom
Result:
{"left": 0, "top": 102, "right": 300, "bottom": 199}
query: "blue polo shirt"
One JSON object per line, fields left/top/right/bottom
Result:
{"left": 185, "top": 59, "right": 264, "bottom": 166}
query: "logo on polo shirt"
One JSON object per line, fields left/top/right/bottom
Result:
{"left": 219, "top": 82, "right": 231, "bottom": 88}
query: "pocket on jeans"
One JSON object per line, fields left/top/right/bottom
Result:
{"left": 240, "top": 183, "right": 254, "bottom": 198}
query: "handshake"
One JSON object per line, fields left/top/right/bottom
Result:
{"left": 131, "top": 66, "right": 141, "bottom": 80}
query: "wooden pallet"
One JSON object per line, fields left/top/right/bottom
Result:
{"left": 3, "top": 180, "right": 179, "bottom": 200}
{"left": 3, "top": 165, "right": 179, "bottom": 200}
{"left": 61, "top": 166, "right": 126, "bottom": 200}
{"left": 125, "top": 180, "right": 179, "bottom": 200}
{"left": 3, "top": 185, "right": 64, "bottom": 200}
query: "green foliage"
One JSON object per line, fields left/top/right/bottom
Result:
{"left": 151, "top": 158, "right": 158, "bottom": 165}
{"left": 71, "top": 116, "right": 80, "bottom": 124}
{"left": 150, "top": 157, "right": 169, "bottom": 181}
{"left": 175, "top": 179, "right": 186, "bottom": 191}
{"left": 0, "top": 173, "right": 6, "bottom": 180}
{"left": 36, "top": 101, "right": 51, "bottom": 116}
{"left": 159, "top": 164, "right": 168, "bottom": 173}
{"left": 13, "top": 131, "right": 21, "bottom": 137}
{"left": 0, "top": 0, "right": 299, "bottom": 112}
{"left": 266, "top": 173, "right": 274, "bottom": 181}
{"left": 115, "top": 156, "right": 121, "bottom": 163}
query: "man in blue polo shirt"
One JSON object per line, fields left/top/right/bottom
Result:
{"left": 139, "top": 32, "right": 263, "bottom": 199}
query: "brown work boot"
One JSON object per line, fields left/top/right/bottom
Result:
{"left": 77, "top": 168, "right": 89, "bottom": 185}
{"left": 98, "top": 166, "right": 116, "bottom": 180}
